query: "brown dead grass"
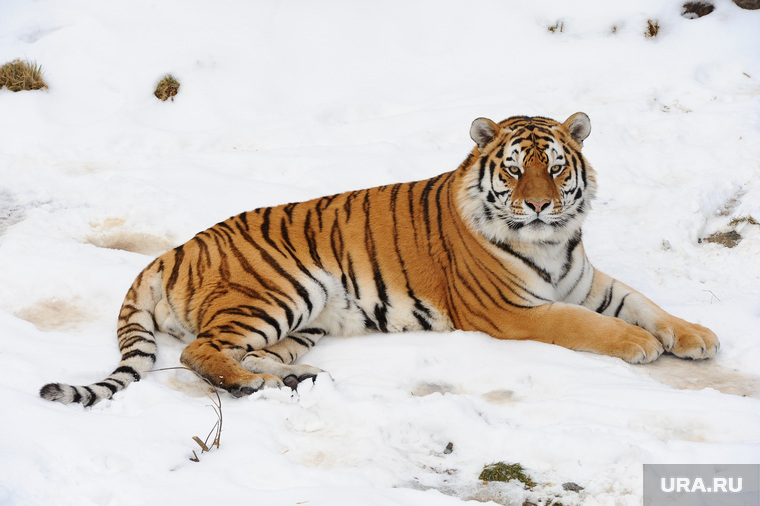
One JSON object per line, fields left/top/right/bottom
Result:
{"left": 682, "top": 2, "right": 715, "bottom": 18}
{"left": 0, "top": 59, "right": 48, "bottom": 92}
{"left": 645, "top": 19, "right": 660, "bottom": 38}
{"left": 154, "top": 74, "right": 180, "bottom": 101}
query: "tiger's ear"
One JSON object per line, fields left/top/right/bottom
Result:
{"left": 470, "top": 118, "right": 500, "bottom": 150}
{"left": 563, "top": 112, "right": 591, "bottom": 147}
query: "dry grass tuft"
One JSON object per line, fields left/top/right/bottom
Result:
{"left": 154, "top": 74, "right": 180, "bottom": 102}
{"left": 682, "top": 1, "right": 715, "bottom": 18}
{"left": 479, "top": 462, "right": 537, "bottom": 489}
{"left": 0, "top": 59, "right": 48, "bottom": 92}
{"left": 645, "top": 19, "right": 660, "bottom": 38}
{"left": 699, "top": 214, "right": 758, "bottom": 249}
{"left": 548, "top": 21, "right": 564, "bottom": 33}
{"left": 728, "top": 215, "right": 759, "bottom": 228}
{"left": 153, "top": 367, "right": 223, "bottom": 461}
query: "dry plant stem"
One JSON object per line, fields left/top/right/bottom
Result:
{"left": 151, "top": 366, "right": 223, "bottom": 459}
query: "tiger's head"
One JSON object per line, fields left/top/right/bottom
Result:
{"left": 459, "top": 113, "right": 598, "bottom": 245}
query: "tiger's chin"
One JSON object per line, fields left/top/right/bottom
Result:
{"left": 509, "top": 218, "right": 571, "bottom": 244}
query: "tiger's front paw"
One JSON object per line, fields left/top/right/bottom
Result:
{"left": 608, "top": 325, "right": 664, "bottom": 364}
{"left": 654, "top": 317, "right": 719, "bottom": 360}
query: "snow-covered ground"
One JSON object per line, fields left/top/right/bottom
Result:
{"left": 1, "top": 0, "right": 759, "bottom": 505}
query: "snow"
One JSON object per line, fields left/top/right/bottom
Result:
{"left": 1, "top": 0, "right": 759, "bottom": 504}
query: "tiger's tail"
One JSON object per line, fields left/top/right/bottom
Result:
{"left": 40, "top": 260, "right": 163, "bottom": 407}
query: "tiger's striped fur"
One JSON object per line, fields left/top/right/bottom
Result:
{"left": 40, "top": 113, "right": 719, "bottom": 406}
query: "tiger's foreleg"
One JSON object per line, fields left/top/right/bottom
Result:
{"left": 506, "top": 303, "right": 666, "bottom": 363}
{"left": 579, "top": 269, "right": 719, "bottom": 359}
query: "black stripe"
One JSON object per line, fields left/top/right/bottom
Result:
{"left": 405, "top": 181, "right": 421, "bottom": 246}
{"left": 113, "top": 365, "right": 141, "bottom": 382}
{"left": 220, "top": 321, "right": 268, "bottom": 342}
{"left": 614, "top": 294, "right": 629, "bottom": 318}
{"left": 478, "top": 157, "right": 488, "bottom": 192}
{"left": 419, "top": 175, "right": 441, "bottom": 242}
{"left": 280, "top": 216, "right": 297, "bottom": 255}
{"left": 262, "top": 348, "right": 286, "bottom": 362}
{"left": 119, "top": 335, "right": 154, "bottom": 352}
{"left": 106, "top": 377, "right": 126, "bottom": 388}
{"left": 83, "top": 386, "right": 98, "bottom": 407}
{"left": 268, "top": 294, "right": 296, "bottom": 329}
{"left": 117, "top": 321, "right": 153, "bottom": 336}
{"left": 329, "top": 217, "right": 345, "bottom": 268}
{"left": 343, "top": 191, "right": 360, "bottom": 221}
{"left": 94, "top": 381, "right": 119, "bottom": 394}
{"left": 373, "top": 304, "right": 389, "bottom": 333}
{"left": 260, "top": 207, "right": 279, "bottom": 252}
{"left": 303, "top": 209, "right": 323, "bottom": 268}
{"left": 289, "top": 335, "right": 315, "bottom": 348}
{"left": 121, "top": 349, "right": 156, "bottom": 361}
{"left": 297, "top": 327, "right": 325, "bottom": 336}
{"left": 557, "top": 231, "right": 582, "bottom": 283}
{"left": 166, "top": 247, "right": 185, "bottom": 291}
{"left": 346, "top": 253, "right": 360, "bottom": 298}
{"left": 316, "top": 194, "right": 337, "bottom": 230}
{"left": 283, "top": 203, "right": 297, "bottom": 221}
{"left": 595, "top": 285, "right": 614, "bottom": 314}
{"left": 413, "top": 310, "right": 433, "bottom": 331}
{"left": 433, "top": 172, "right": 455, "bottom": 261}
{"left": 118, "top": 304, "right": 143, "bottom": 321}
{"left": 491, "top": 240, "right": 552, "bottom": 284}
{"left": 216, "top": 339, "right": 246, "bottom": 351}
{"left": 238, "top": 211, "right": 250, "bottom": 230}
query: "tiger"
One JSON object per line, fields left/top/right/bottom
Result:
{"left": 40, "top": 112, "right": 719, "bottom": 407}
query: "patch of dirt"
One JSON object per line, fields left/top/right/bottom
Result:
{"left": 86, "top": 217, "right": 174, "bottom": 256}
{"left": 637, "top": 355, "right": 760, "bottom": 398}
{"left": 410, "top": 382, "right": 458, "bottom": 396}
{"left": 16, "top": 298, "right": 91, "bottom": 331}
{"left": 482, "top": 389, "right": 518, "bottom": 404}
{"left": 699, "top": 230, "right": 742, "bottom": 248}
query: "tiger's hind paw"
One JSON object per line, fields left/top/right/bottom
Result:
{"left": 226, "top": 373, "right": 283, "bottom": 397}
{"left": 240, "top": 355, "right": 326, "bottom": 383}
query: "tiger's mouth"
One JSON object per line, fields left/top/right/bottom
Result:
{"left": 517, "top": 213, "right": 566, "bottom": 231}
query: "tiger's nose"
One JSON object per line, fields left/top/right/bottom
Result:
{"left": 525, "top": 199, "right": 551, "bottom": 213}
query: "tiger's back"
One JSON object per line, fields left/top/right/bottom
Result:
{"left": 163, "top": 177, "right": 459, "bottom": 341}
{"left": 41, "top": 112, "right": 719, "bottom": 406}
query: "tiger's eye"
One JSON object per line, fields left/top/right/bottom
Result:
{"left": 549, "top": 165, "right": 565, "bottom": 176}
